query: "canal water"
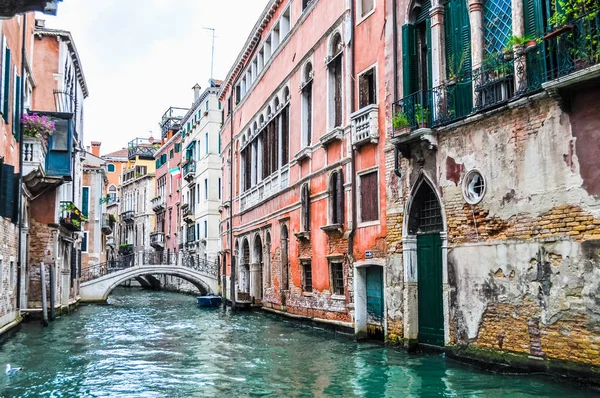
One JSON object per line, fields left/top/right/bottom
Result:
{"left": 0, "top": 289, "right": 597, "bottom": 397}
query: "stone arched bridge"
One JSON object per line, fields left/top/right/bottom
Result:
{"left": 80, "top": 252, "right": 219, "bottom": 302}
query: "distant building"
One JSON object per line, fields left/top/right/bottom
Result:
{"left": 180, "top": 81, "right": 222, "bottom": 266}
{"left": 118, "top": 138, "right": 156, "bottom": 256}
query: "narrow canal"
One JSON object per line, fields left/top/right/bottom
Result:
{"left": 0, "top": 289, "right": 597, "bottom": 397}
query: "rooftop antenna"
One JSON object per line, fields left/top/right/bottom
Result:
{"left": 202, "top": 27, "right": 216, "bottom": 79}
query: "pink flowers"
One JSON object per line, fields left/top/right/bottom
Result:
{"left": 21, "top": 113, "right": 55, "bottom": 146}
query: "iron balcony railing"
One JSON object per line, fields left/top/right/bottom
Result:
{"left": 393, "top": 8, "right": 600, "bottom": 136}
{"left": 122, "top": 210, "right": 135, "bottom": 223}
{"left": 119, "top": 243, "right": 134, "bottom": 255}
{"left": 182, "top": 161, "right": 196, "bottom": 181}
{"left": 59, "top": 201, "right": 85, "bottom": 231}
{"left": 543, "top": 7, "right": 600, "bottom": 81}
{"left": 128, "top": 137, "right": 158, "bottom": 160}
{"left": 160, "top": 106, "right": 188, "bottom": 138}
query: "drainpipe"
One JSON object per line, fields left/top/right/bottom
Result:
{"left": 348, "top": 2, "right": 357, "bottom": 261}
{"left": 16, "top": 12, "right": 28, "bottom": 311}
{"left": 392, "top": 0, "right": 402, "bottom": 179}
{"left": 229, "top": 90, "right": 236, "bottom": 311}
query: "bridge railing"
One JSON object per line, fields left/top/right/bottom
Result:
{"left": 81, "top": 250, "right": 219, "bottom": 283}
{"left": 81, "top": 254, "right": 136, "bottom": 282}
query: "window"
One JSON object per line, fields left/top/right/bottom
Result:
{"left": 331, "top": 262, "right": 344, "bottom": 295}
{"left": 169, "top": 149, "right": 174, "bottom": 159}
{"left": 205, "top": 132, "right": 209, "bottom": 154}
{"left": 107, "top": 164, "right": 116, "bottom": 173}
{"left": 358, "top": 67, "right": 377, "bottom": 109}
{"left": 359, "top": 0, "right": 375, "bottom": 18}
{"left": 82, "top": 232, "right": 89, "bottom": 252}
{"left": 329, "top": 170, "right": 344, "bottom": 225}
{"left": 462, "top": 169, "right": 486, "bottom": 204}
{"left": 328, "top": 33, "right": 343, "bottom": 129}
{"left": 10, "top": 261, "right": 14, "bottom": 288}
{"left": 301, "top": 62, "right": 313, "bottom": 147}
{"left": 109, "top": 185, "right": 117, "bottom": 202}
{"left": 1, "top": 38, "right": 11, "bottom": 122}
{"left": 281, "top": 225, "right": 289, "bottom": 291}
{"left": 218, "top": 178, "right": 221, "bottom": 200}
{"left": 204, "top": 220, "right": 208, "bottom": 238}
{"left": 196, "top": 184, "right": 200, "bottom": 204}
{"left": 204, "top": 178, "right": 208, "bottom": 200}
{"left": 359, "top": 171, "right": 379, "bottom": 223}
{"left": 175, "top": 143, "right": 181, "bottom": 153}
{"left": 82, "top": 187, "right": 90, "bottom": 218}
{"left": 300, "top": 183, "right": 310, "bottom": 232}
{"left": 302, "top": 261, "right": 312, "bottom": 292}
{"left": 302, "top": 0, "right": 313, "bottom": 11}
{"left": 13, "top": 70, "right": 20, "bottom": 138}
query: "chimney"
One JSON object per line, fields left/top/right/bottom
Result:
{"left": 192, "top": 83, "right": 201, "bottom": 102}
{"left": 91, "top": 141, "right": 101, "bottom": 157}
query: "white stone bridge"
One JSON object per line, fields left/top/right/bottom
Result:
{"left": 80, "top": 252, "right": 219, "bottom": 302}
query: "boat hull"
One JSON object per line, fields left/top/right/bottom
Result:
{"left": 197, "top": 296, "right": 222, "bottom": 307}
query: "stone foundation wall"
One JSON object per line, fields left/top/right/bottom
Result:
{"left": 0, "top": 217, "right": 19, "bottom": 326}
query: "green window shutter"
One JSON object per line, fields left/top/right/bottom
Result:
{"left": 3, "top": 48, "right": 10, "bottom": 122}
{"left": 13, "top": 74, "right": 20, "bottom": 139}
{"left": 524, "top": 0, "right": 544, "bottom": 37}
{"left": 402, "top": 24, "right": 417, "bottom": 97}
{"left": 82, "top": 187, "right": 89, "bottom": 218}
{"left": 426, "top": 18, "right": 433, "bottom": 90}
{"left": 1, "top": 163, "right": 15, "bottom": 219}
{"left": 445, "top": 0, "right": 473, "bottom": 117}
{"left": 11, "top": 172, "right": 19, "bottom": 224}
{"left": 162, "top": 154, "right": 166, "bottom": 164}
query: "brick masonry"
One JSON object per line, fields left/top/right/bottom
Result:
{"left": 383, "top": 95, "right": 600, "bottom": 370}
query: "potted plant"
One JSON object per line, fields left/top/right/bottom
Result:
{"left": 22, "top": 113, "right": 55, "bottom": 147}
{"left": 505, "top": 35, "right": 532, "bottom": 58}
{"left": 414, "top": 104, "right": 430, "bottom": 128}
{"left": 392, "top": 110, "right": 411, "bottom": 134}
{"left": 447, "top": 53, "right": 466, "bottom": 85}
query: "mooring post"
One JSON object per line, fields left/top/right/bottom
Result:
{"left": 40, "top": 262, "right": 48, "bottom": 326}
{"left": 49, "top": 262, "right": 55, "bottom": 321}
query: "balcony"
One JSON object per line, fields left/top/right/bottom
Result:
{"left": 128, "top": 137, "right": 158, "bottom": 160}
{"left": 150, "top": 231, "right": 165, "bottom": 249}
{"left": 239, "top": 165, "right": 289, "bottom": 212}
{"left": 122, "top": 210, "right": 135, "bottom": 223}
{"left": 151, "top": 196, "right": 165, "bottom": 212}
{"left": 22, "top": 137, "right": 47, "bottom": 178}
{"left": 182, "top": 161, "right": 196, "bottom": 182}
{"left": 542, "top": 7, "right": 600, "bottom": 93}
{"left": 101, "top": 213, "right": 115, "bottom": 235}
{"left": 160, "top": 106, "right": 188, "bottom": 138}
{"left": 186, "top": 228, "right": 196, "bottom": 248}
{"left": 119, "top": 243, "right": 133, "bottom": 255}
{"left": 183, "top": 208, "right": 195, "bottom": 224}
{"left": 351, "top": 104, "right": 379, "bottom": 148}
{"left": 59, "top": 201, "right": 85, "bottom": 232}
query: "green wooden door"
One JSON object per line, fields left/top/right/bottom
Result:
{"left": 366, "top": 266, "right": 384, "bottom": 321}
{"left": 417, "top": 233, "right": 444, "bottom": 346}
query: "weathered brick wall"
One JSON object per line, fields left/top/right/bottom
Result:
{"left": 384, "top": 95, "right": 600, "bottom": 367}
{"left": 27, "top": 218, "right": 55, "bottom": 307}
{"left": 0, "top": 218, "right": 19, "bottom": 323}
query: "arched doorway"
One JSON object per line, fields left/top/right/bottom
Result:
{"left": 406, "top": 178, "right": 445, "bottom": 346}
{"left": 252, "top": 235, "right": 263, "bottom": 302}
{"left": 240, "top": 239, "right": 250, "bottom": 296}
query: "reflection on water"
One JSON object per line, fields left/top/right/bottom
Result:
{"left": 0, "top": 288, "right": 596, "bottom": 397}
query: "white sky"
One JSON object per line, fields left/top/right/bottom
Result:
{"left": 42, "top": 0, "right": 266, "bottom": 154}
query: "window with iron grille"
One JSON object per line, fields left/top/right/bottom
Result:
{"left": 408, "top": 182, "right": 443, "bottom": 234}
{"left": 358, "top": 67, "right": 377, "bottom": 109}
{"left": 329, "top": 170, "right": 344, "bottom": 225}
{"left": 303, "top": 261, "right": 313, "bottom": 292}
{"left": 331, "top": 262, "right": 344, "bottom": 295}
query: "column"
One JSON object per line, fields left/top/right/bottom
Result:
{"left": 512, "top": 0, "right": 526, "bottom": 91}
{"left": 402, "top": 235, "right": 419, "bottom": 344}
{"left": 250, "top": 262, "right": 261, "bottom": 300}
{"left": 354, "top": 266, "right": 368, "bottom": 340}
{"left": 430, "top": 5, "right": 447, "bottom": 88}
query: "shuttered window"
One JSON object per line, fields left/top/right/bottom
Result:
{"left": 81, "top": 232, "right": 88, "bottom": 252}
{"left": 13, "top": 73, "right": 20, "bottom": 139}
{"left": 303, "top": 261, "right": 312, "bottom": 292}
{"left": 330, "top": 170, "right": 344, "bottom": 225}
{"left": 281, "top": 106, "right": 289, "bottom": 165}
{"left": 331, "top": 262, "right": 344, "bottom": 295}
{"left": 0, "top": 160, "right": 18, "bottom": 222}
{"left": 360, "top": 171, "right": 379, "bottom": 222}
{"left": 358, "top": 67, "right": 377, "bottom": 109}
{"left": 445, "top": 0, "right": 473, "bottom": 117}
{"left": 2, "top": 46, "right": 10, "bottom": 122}
{"left": 301, "top": 183, "right": 310, "bottom": 232}
{"left": 82, "top": 187, "right": 89, "bottom": 218}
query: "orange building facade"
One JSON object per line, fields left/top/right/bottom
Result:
{"left": 220, "top": 0, "right": 387, "bottom": 337}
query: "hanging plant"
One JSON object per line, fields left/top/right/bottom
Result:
{"left": 22, "top": 113, "right": 55, "bottom": 146}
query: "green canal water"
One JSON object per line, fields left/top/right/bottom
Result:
{"left": 0, "top": 288, "right": 597, "bottom": 397}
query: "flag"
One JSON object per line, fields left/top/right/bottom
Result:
{"left": 169, "top": 167, "right": 181, "bottom": 178}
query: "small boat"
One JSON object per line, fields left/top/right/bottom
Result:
{"left": 197, "top": 295, "right": 222, "bottom": 307}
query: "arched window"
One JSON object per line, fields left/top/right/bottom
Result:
{"left": 300, "top": 183, "right": 310, "bottom": 232}
{"left": 328, "top": 33, "right": 343, "bottom": 129}
{"left": 107, "top": 163, "right": 116, "bottom": 173}
{"left": 301, "top": 62, "right": 313, "bottom": 147}
{"left": 329, "top": 170, "right": 344, "bottom": 225}
{"left": 108, "top": 185, "right": 117, "bottom": 202}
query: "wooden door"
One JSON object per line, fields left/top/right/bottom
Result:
{"left": 417, "top": 233, "right": 444, "bottom": 346}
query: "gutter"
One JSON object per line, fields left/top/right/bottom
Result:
{"left": 16, "top": 13, "right": 27, "bottom": 311}
{"left": 348, "top": 3, "right": 357, "bottom": 262}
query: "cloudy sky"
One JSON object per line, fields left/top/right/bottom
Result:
{"left": 43, "top": 0, "right": 266, "bottom": 154}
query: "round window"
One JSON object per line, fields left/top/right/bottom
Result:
{"left": 462, "top": 169, "right": 486, "bottom": 205}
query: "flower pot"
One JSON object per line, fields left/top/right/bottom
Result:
{"left": 503, "top": 51, "right": 514, "bottom": 61}
{"left": 418, "top": 122, "right": 429, "bottom": 129}
{"left": 446, "top": 78, "right": 457, "bottom": 86}
{"left": 394, "top": 127, "right": 411, "bottom": 136}
{"left": 526, "top": 40, "right": 537, "bottom": 50}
